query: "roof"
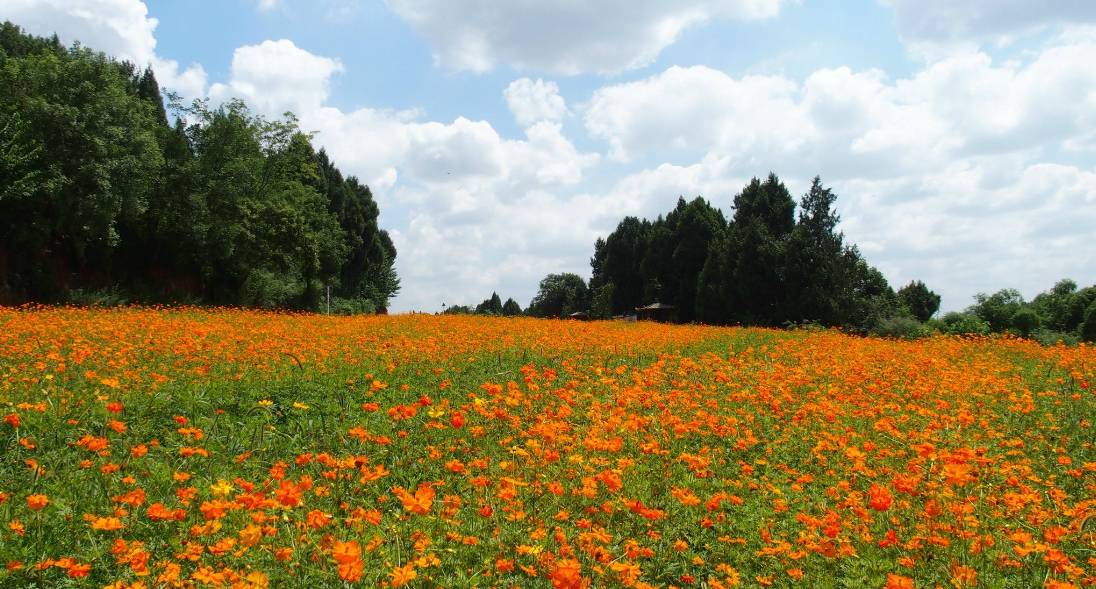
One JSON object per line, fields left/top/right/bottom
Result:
{"left": 636, "top": 302, "right": 676, "bottom": 311}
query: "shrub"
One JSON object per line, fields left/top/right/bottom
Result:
{"left": 1032, "top": 329, "right": 1079, "bottom": 346}
{"left": 939, "top": 312, "right": 991, "bottom": 336}
{"left": 1010, "top": 307, "right": 1040, "bottom": 338}
{"left": 240, "top": 269, "right": 304, "bottom": 309}
{"left": 871, "top": 316, "right": 930, "bottom": 339}
{"left": 66, "top": 287, "right": 130, "bottom": 307}
{"left": 329, "top": 297, "right": 377, "bottom": 316}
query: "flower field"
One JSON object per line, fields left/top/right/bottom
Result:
{"left": 0, "top": 308, "right": 1093, "bottom": 589}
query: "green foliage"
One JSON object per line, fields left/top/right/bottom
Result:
{"left": 527, "top": 273, "right": 589, "bottom": 318}
{"left": 329, "top": 297, "right": 377, "bottom": 316}
{"left": 1032, "top": 329, "right": 1079, "bottom": 346}
{"left": 475, "top": 292, "right": 503, "bottom": 315}
{"left": 501, "top": 297, "right": 522, "bottom": 316}
{"left": 936, "top": 312, "right": 991, "bottom": 336}
{"left": 589, "top": 175, "right": 917, "bottom": 332}
{"left": 590, "top": 283, "right": 615, "bottom": 319}
{"left": 871, "top": 317, "right": 930, "bottom": 340}
{"left": 1010, "top": 307, "right": 1040, "bottom": 338}
{"left": 1082, "top": 299, "right": 1096, "bottom": 343}
{"left": 0, "top": 22, "right": 398, "bottom": 310}
{"left": 968, "top": 289, "right": 1024, "bottom": 332}
{"left": 897, "top": 280, "right": 941, "bottom": 322}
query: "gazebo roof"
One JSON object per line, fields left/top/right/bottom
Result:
{"left": 636, "top": 302, "right": 676, "bottom": 311}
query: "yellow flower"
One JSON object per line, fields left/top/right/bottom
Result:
{"left": 210, "top": 479, "right": 233, "bottom": 496}
{"left": 292, "top": 402, "right": 310, "bottom": 410}
{"left": 257, "top": 399, "right": 274, "bottom": 407}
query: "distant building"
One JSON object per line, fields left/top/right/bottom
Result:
{"left": 635, "top": 302, "right": 676, "bottom": 323}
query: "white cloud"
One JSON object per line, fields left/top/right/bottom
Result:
{"left": 883, "top": 0, "right": 1096, "bottom": 59}
{"left": 504, "top": 78, "right": 568, "bottom": 127}
{"left": 256, "top": 0, "right": 279, "bottom": 12}
{"left": 208, "top": 40, "right": 343, "bottom": 116}
{"left": 0, "top": 0, "right": 208, "bottom": 100}
{"left": 586, "top": 65, "right": 808, "bottom": 163}
{"left": 585, "top": 39, "right": 1096, "bottom": 173}
{"left": 582, "top": 36, "right": 1096, "bottom": 311}
{"left": 385, "top": 0, "right": 789, "bottom": 74}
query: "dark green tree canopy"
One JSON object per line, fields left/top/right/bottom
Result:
{"left": 475, "top": 292, "right": 504, "bottom": 315}
{"left": 590, "top": 174, "right": 913, "bottom": 331}
{"left": 501, "top": 297, "right": 522, "bottom": 316}
{"left": 0, "top": 22, "right": 397, "bottom": 312}
{"left": 898, "top": 280, "right": 942, "bottom": 322}
{"left": 527, "top": 273, "right": 590, "bottom": 318}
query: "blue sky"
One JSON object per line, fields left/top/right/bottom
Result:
{"left": 4, "top": 0, "right": 1095, "bottom": 313}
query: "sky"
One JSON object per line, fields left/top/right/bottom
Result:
{"left": 3, "top": 0, "right": 1095, "bottom": 313}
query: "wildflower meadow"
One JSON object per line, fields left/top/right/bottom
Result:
{"left": 0, "top": 307, "right": 1092, "bottom": 588}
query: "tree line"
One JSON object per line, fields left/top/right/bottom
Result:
{"left": 0, "top": 22, "right": 398, "bottom": 311}
{"left": 579, "top": 173, "right": 924, "bottom": 331}
{"left": 943, "top": 280, "right": 1096, "bottom": 344}
{"left": 517, "top": 173, "right": 1095, "bottom": 343}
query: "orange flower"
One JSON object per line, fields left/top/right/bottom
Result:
{"left": 390, "top": 563, "right": 417, "bottom": 587}
{"left": 867, "top": 483, "right": 893, "bottom": 511}
{"left": 26, "top": 494, "right": 48, "bottom": 511}
{"left": 393, "top": 483, "right": 435, "bottom": 516}
{"left": 66, "top": 562, "right": 91, "bottom": 578}
{"left": 89, "top": 516, "right": 124, "bottom": 531}
{"left": 884, "top": 574, "right": 914, "bottom": 589}
{"left": 551, "top": 558, "right": 585, "bottom": 589}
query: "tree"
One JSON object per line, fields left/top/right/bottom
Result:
{"left": 599, "top": 217, "right": 648, "bottom": 315}
{"left": 0, "top": 22, "right": 399, "bottom": 310}
{"left": 475, "top": 292, "right": 503, "bottom": 315}
{"left": 897, "top": 281, "right": 941, "bottom": 322}
{"left": 1030, "top": 278, "right": 1076, "bottom": 332}
{"left": 501, "top": 298, "right": 522, "bottom": 316}
{"left": 527, "top": 273, "right": 589, "bottom": 318}
{"left": 782, "top": 177, "right": 847, "bottom": 325}
{"left": 725, "top": 174, "right": 796, "bottom": 325}
{"left": 1082, "top": 299, "right": 1096, "bottom": 343}
{"left": 695, "top": 237, "right": 732, "bottom": 324}
{"left": 968, "top": 289, "right": 1024, "bottom": 332}
{"left": 668, "top": 197, "right": 726, "bottom": 322}
{"left": 0, "top": 30, "right": 161, "bottom": 300}
{"left": 1010, "top": 307, "right": 1040, "bottom": 338}
{"left": 590, "top": 283, "right": 615, "bottom": 319}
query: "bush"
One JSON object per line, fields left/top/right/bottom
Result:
{"left": 240, "top": 269, "right": 304, "bottom": 309}
{"left": 1010, "top": 307, "right": 1040, "bottom": 337}
{"left": 871, "top": 316, "right": 930, "bottom": 339}
{"left": 1032, "top": 329, "right": 1079, "bottom": 346}
{"left": 329, "top": 297, "right": 377, "bottom": 316}
{"left": 938, "top": 312, "right": 991, "bottom": 336}
{"left": 66, "top": 287, "right": 130, "bottom": 307}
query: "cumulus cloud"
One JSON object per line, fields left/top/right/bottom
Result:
{"left": 385, "top": 0, "right": 789, "bottom": 74}
{"left": 208, "top": 40, "right": 343, "bottom": 116}
{"left": 504, "top": 78, "right": 568, "bottom": 127}
{"left": 883, "top": 0, "right": 1096, "bottom": 58}
{"left": 582, "top": 35, "right": 1096, "bottom": 310}
{"left": 585, "top": 38, "right": 1096, "bottom": 173}
{"left": 0, "top": 0, "right": 208, "bottom": 100}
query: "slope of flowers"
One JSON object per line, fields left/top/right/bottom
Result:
{"left": 0, "top": 308, "right": 1092, "bottom": 588}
